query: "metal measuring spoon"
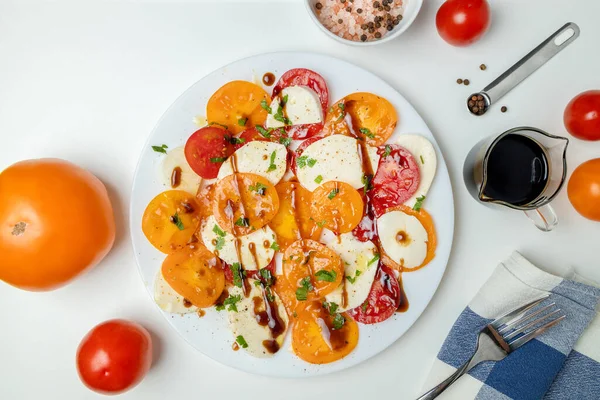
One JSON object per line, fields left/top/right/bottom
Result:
{"left": 467, "top": 22, "right": 580, "bottom": 116}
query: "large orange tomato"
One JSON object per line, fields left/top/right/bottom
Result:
{"left": 568, "top": 158, "right": 600, "bottom": 221}
{"left": 0, "top": 159, "right": 115, "bottom": 291}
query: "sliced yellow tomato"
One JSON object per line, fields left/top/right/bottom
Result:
{"left": 310, "top": 181, "right": 364, "bottom": 234}
{"left": 212, "top": 173, "right": 279, "bottom": 236}
{"left": 161, "top": 245, "right": 225, "bottom": 308}
{"left": 292, "top": 301, "right": 359, "bottom": 364}
{"left": 206, "top": 81, "right": 271, "bottom": 134}
{"left": 142, "top": 190, "right": 200, "bottom": 254}
{"left": 270, "top": 181, "right": 322, "bottom": 249}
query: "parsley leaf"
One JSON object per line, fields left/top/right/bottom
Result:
{"left": 223, "top": 294, "right": 242, "bottom": 312}
{"left": 346, "top": 270, "right": 362, "bottom": 284}
{"left": 359, "top": 127, "right": 375, "bottom": 139}
{"left": 297, "top": 156, "right": 317, "bottom": 169}
{"left": 256, "top": 125, "right": 272, "bottom": 138}
{"left": 170, "top": 213, "right": 184, "bottom": 230}
{"left": 151, "top": 144, "right": 168, "bottom": 154}
{"left": 237, "top": 117, "right": 248, "bottom": 127}
{"left": 323, "top": 301, "right": 339, "bottom": 315}
{"left": 259, "top": 268, "right": 275, "bottom": 287}
{"left": 279, "top": 137, "right": 292, "bottom": 147}
{"left": 270, "top": 241, "right": 280, "bottom": 251}
{"left": 367, "top": 253, "right": 380, "bottom": 266}
{"left": 213, "top": 225, "right": 226, "bottom": 237}
{"left": 274, "top": 104, "right": 291, "bottom": 125}
{"left": 295, "top": 276, "right": 314, "bottom": 301}
{"left": 215, "top": 304, "right": 225, "bottom": 311}
{"left": 383, "top": 145, "right": 392, "bottom": 157}
{"left": 336, "top": 102, "right": 346, "bottom": 121}
{"left": 420, "top": 155, "right": 425, "bottom": 164}
{"left": 315, "top": 270, "right": 337, "bottom": 282}
{"left": 314, "top": 175, "right": 323, "bottom": 184}
{"left": 267, "top": 151, "right": 277, "bottom": 172}
{"left": 225, "top": 135, "right": 245, "bottom": 145}
{"left": 413, "top": 195, "right": 426, "bottom": 211}
{"left": 214, "top": 236, "right": 225, "bottom": 251}
{"left": 332, "top": 313, "right": 345, "bottom": 330}
{"left": 282, "top": 94, "right": 289, "bottom": 104}
{"left": 210, "top": 157, "right": 227, "bottom": 163}
{"left": 230, "top": 263, "right": 245, "bottom": 288}
{"left": 249, "top": 182, "right": 268, "bottom": 195}
{"left": 260, "top": 99, "right": 272, "bottom": 114}
{"left": 307, "top": 158, "right": 317, "bottom": 167}
{"left": 362, "top": 173, "right": 373, "bottom": 195}
{"left": 208, "top": 121, "right": 229, "bottom": 129}
{"left": 328, "top": 188, "right": 340, "bottom": 200}
{"left": 235, "top": 217, "right": 249, "bottom": 227}
{"left": 236, "top": 335, "right": 249, "bottom": 349}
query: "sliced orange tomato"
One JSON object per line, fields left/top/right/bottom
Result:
{"left": 282, "top": 239, "right": 343, "bottom": 300}
{"left": 142, "top": 190, "right": 200, "bottom": 254}
{"left": 212, "top": 173, "right": 279, "bottom": 235}
{"left": 161, "top": 245, "right": 225, "bottom": 308}
{"left": 292, "top": 301, "right": 359, "bottom": 364}
{"left": 206, "top": 81, "right": 271, "bottom": 134}
{"left": 270, "top": 181, "right": 322, "bottom": 249}
{"left": 380, "top": 205, "right": 437, "bottom": 272}
{"left": 273, "top": 273, "right": 308, "bottom": 319}
{"left": 310, "top": 181, "right": 364, "bottom": 234}
{"left": 323, "top": 93, "right": 398, "bottom": 146}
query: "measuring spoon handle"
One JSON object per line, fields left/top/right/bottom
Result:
{"left": 483, "top": 22, "right": 580, "bottom": 104}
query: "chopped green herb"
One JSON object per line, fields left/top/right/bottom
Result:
{"left": 223, "top": 294, "right": 242, "bottom": 312}
{"left": 338, "top": 102, "right": 345, "bottom": 111}
{"left": 151, "top": 144, "right": 168, "bottom": 154}
{"left": 323, "top": 301, "right": 339, "bottom": 315}
{"left": 215, "top": 304, "right": 225, "bottom": 311}
{"left": 336, "top": 102, "right": 346, "bottom": 121}
{"left": 210, "top": 157, "right": 227, "bottom": 163}
{"left": 226, "top": 135, "right": 245, "bottom": 145}
{"left": 314, "top": 175, "right": 323, "bottom": 184}
{"left": 214, "top": 236, "right": 225, "bottom": 251}
{"left": 279, "top": 137, "right": 292, "bottom": 147}
{"left": 282, "top": 94, "right": 289, "bottom": 104}
{"left": 332, "top": 313, "right": 345, "bottom": 330}
{"left": 254, "top": 280, "right": 262, "bottom": 287}
{"left": 316, "top": 220, "right": 327, "bottom": 228}
{"left": 383, "top": 145, "right": 392, "bottom": 157}
{"left": 359, "top": 128, "right": 375, "bottom": 139}
{"left": 295, "top": 276, "right": 314, "bottom": 301}
{"left": 267, "top": 151, "right": 277, "bottom": 172}
{"left": 293, "top": 311, "right": 298, "bottom": 318}
{"left": 307, "top": 158, "right": 317, "bottom": 167}
{"left": 367, "top": 253, "right": 380, "bottom": 266}
{"left": 259, "top": 268, "right": 275, "bottom": 287}
{"left": 256, "top": 125, "right": 272, "bottom": 138}
{"left": 315, "top": 270, "right": 337, "bottom": 282}
{"left": 265, "top": 286, "right": 275, "bottom": 302}
{"left": 361, "top": 300, "right": 368, "bottom": 312}
{"left": 249, "top": 182, "right": 268, "bottom": 195}
{"left": 413, "top": 195, "right": 426, "bottom": 211}
{"left": 296, "top": 156, "right": 308, "bottom": 168}
{"left": 328, "top": 188, "right": 340, "bottom": 200}
{"left": 362, "top": 173, "right": 373, "bottom": 195}
{"left": 346, "top": 270, "right": 362, "bottom": 284}
{"left": 328, "top": 106, "right": 334, "bottom": 113}
{"left": 270, "top": 242, "right": 280, "bottom": 251}
{"left": 230, "top": 263, "right": 245, "bottom": 288}
{"left": 260, "top": 99, "right": 272, "bottom": 114}
{"left": 208, "top": 121, "right": 229, "bottom": 129}
{"left": 213, "top": 225, "right": 226, "bottom": 237}
{"left": 235, "top": 217, "right": 250, "bottom": 227}
{"left": 420, "top": 155, "right": 425, "bottom": 164}
{"left": 170, "top": 213, "right": 184, "bottom": 230}
{"left": 237, "top": 117, "right": 248, "bottom": 127}
{"left": 274, "top": 104, "right": 291, "bottom": 125}
{"left": 236, "top": 335, "right": 249, "bottom": 348}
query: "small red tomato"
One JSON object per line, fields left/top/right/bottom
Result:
{"left": 436, "top": 0, "right": 491, "bottom": 47}
{"left": 76, "top": 320, "right": 152, "bottom": 395}
{"left": 564, "top": 90, "right": 600, "bottom": 141}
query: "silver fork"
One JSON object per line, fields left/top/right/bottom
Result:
{"left": 417, "top": 296, "right": 566, "bottom": 400}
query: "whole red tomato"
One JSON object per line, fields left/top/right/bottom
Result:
{"left": 564, "top": 90, "right": 600, "bottom": 141}
{"left": 436, "top": 0, "right": 491, "bottom": 46}
{"left": 77, "top": 320, "right": 152, "bottom": 395}
{"left": 568, "top": 158, "right": 600, "bottom": 221}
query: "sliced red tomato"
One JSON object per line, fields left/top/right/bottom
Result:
{"left": 272, "top": 68, "right": 329, "bottom": 140}
{"left": 184, "top": 126, "right": 235, "bottom": 179}
{"left": 348, "top": 264, "right": 400, "bottom": 324}
{"left": 370, "top": 145, "right": 420, "bottom": 217}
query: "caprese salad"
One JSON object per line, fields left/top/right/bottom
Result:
{"left": 143, "top": 68, "right": 437, "bottom": 364}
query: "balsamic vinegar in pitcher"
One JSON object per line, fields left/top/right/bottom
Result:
{"left": 482, "top": 134, "right": 549, "bottom": 206}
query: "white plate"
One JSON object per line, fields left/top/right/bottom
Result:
{"left": 130, "top": 52, "right": 454, "bottom": 378}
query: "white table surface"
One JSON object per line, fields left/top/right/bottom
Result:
{"left": 1, "top": 1, "right": 599, "bottom": 399}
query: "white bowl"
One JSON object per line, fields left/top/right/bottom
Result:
{"left": 304, "top": 0, "right": 423, "bottom": 46}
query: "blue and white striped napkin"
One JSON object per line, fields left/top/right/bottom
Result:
{"left": 423, "top": 252, "right": 600, "bottom": 400}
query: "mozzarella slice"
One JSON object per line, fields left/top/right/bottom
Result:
{"left": 266, "top": 86, "right": 323, "bottom": 129}
{"left": 325, "top": 233, "right": 379, "bottom": 312}
{"left": 153, "top": 270, "right": 197, "bottom": 314}
{"left": 217, "top": 141, "right": 287, "bottom": 186}
{"left": 201, "top": 215, "right": 276, "bottom": 271}
{"left": 395, "top": 135, "right": 437, "bottom": 208}
{"left": 367, "top": 144, "right": 380, "bottom": 175}
{"left": 227, "top": 282, "right": 289, "bottom": 358}
{"left": 296, "top": 135, "right": 364, "bottom": 191}
{"left": 160, "top": 146, "right": 202, "bottom": 195}
{"left": 377, "top": 210, "right": 428, "bottom": 269}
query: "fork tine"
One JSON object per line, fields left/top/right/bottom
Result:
{"left": 497, "top": 303, "right": 556, "bottom": 334}
{"left": 503, "top": 308, "right": 562, "bottom": 340}
{"left": 508, "top": 314, "right": 566, "bottom": 350}
{"left": 490, "top": 295, "right": 550, "bottom": 329}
